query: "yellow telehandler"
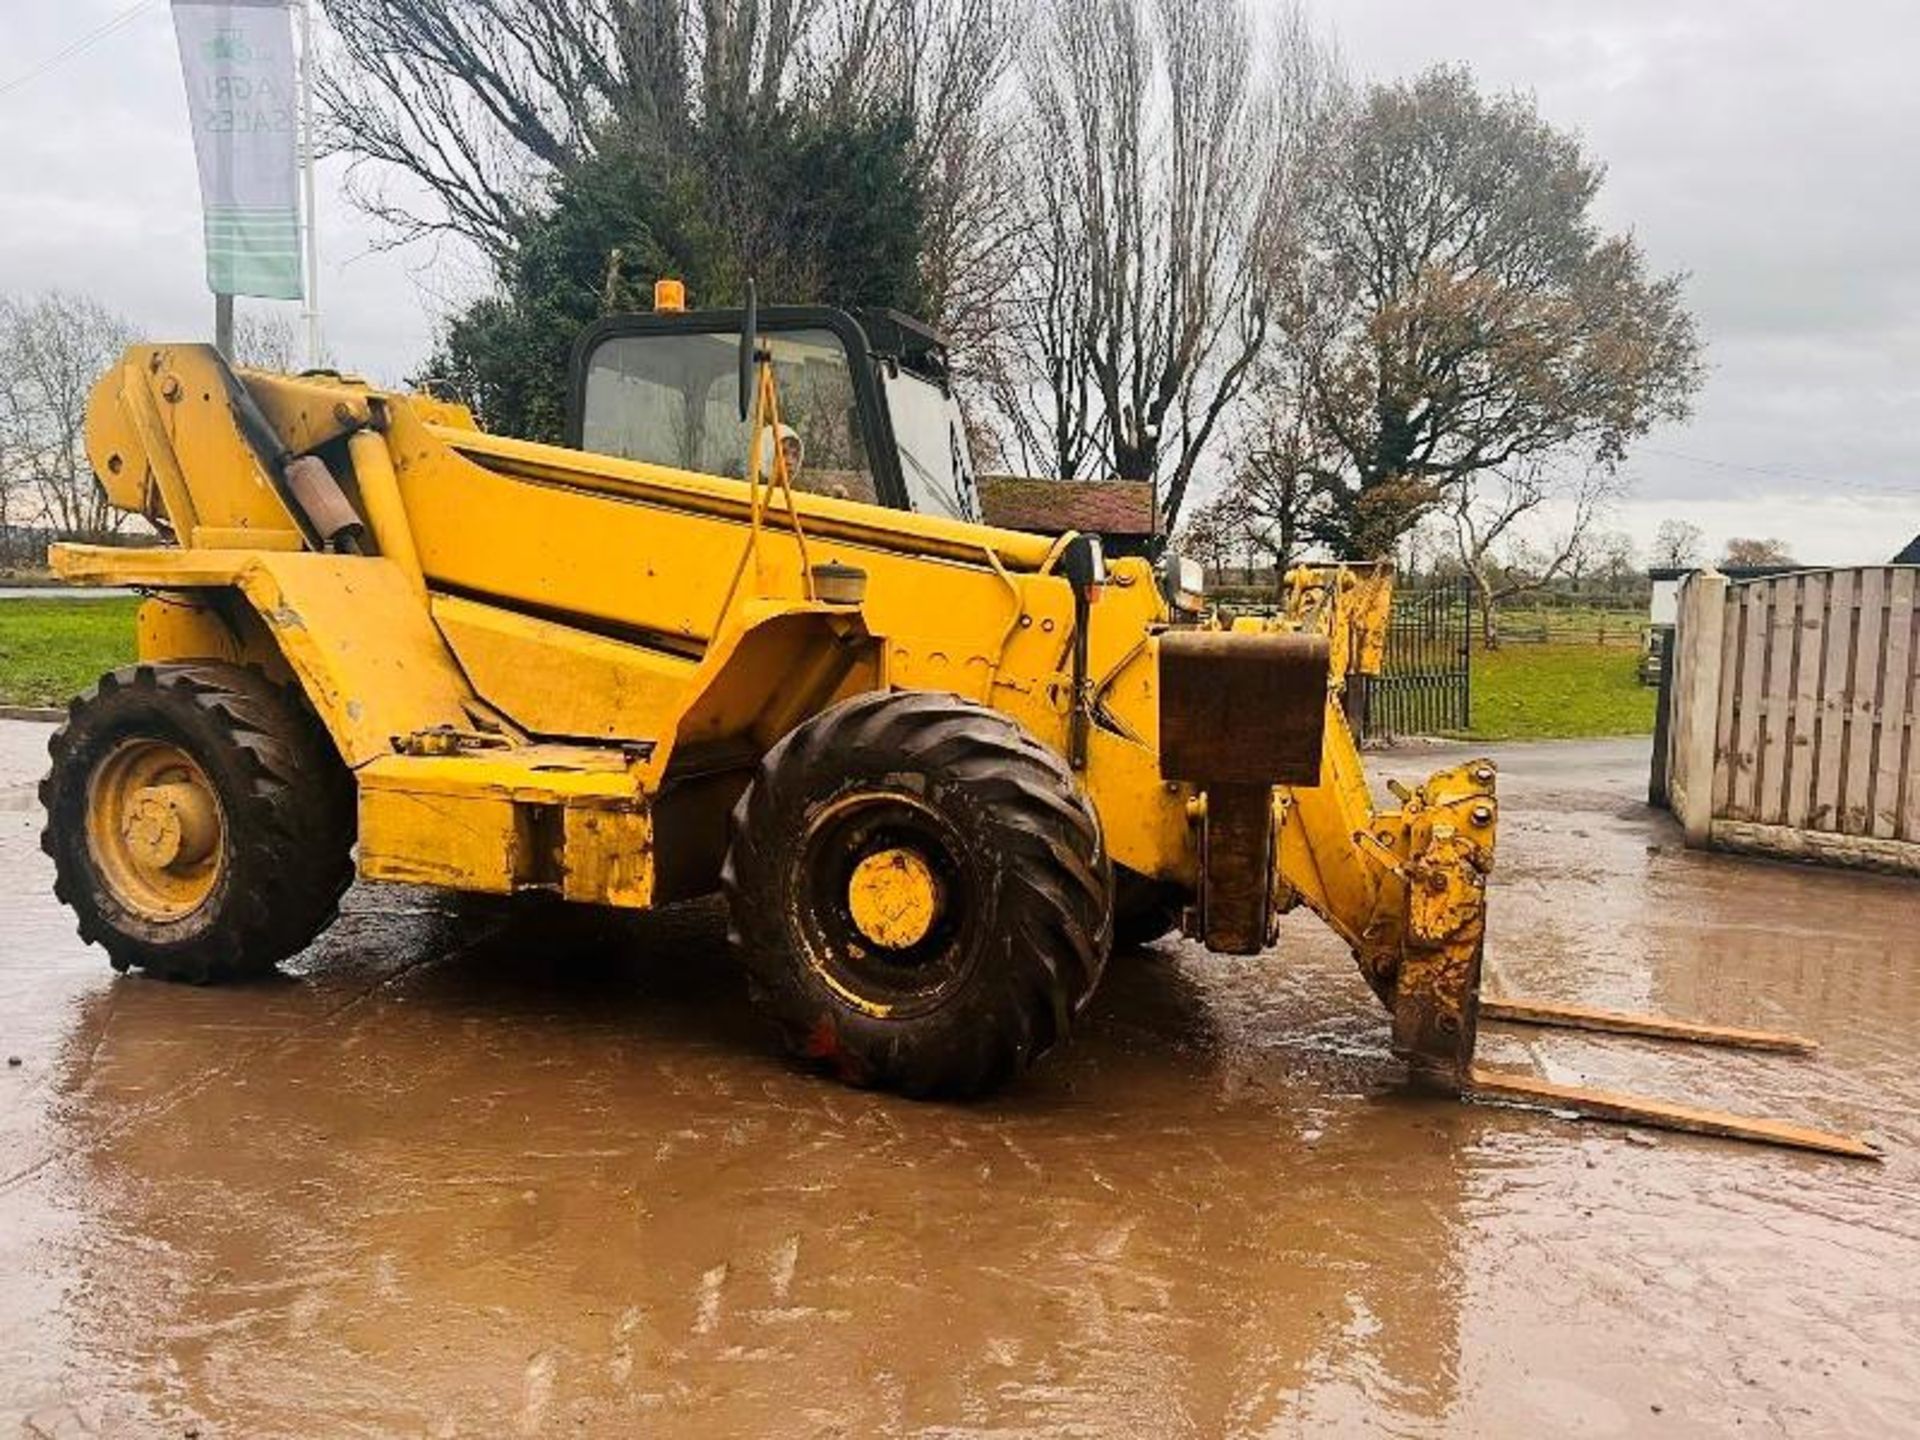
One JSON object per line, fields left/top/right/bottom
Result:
{"left": 38, "top": 285, "right": 1873, "bottom": 1155}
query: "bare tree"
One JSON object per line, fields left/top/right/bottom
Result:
{"left": 318, "top": 0, "right": 1014, "bottom": 337}
{"left": 1720, "top": 536, "right": 1794, "bottom": 567}
{"left": 0, "top": 373, "right": 15, "bottom": 547}
{"left": 1195, "top": 375, "right": 1340, "bottom": 579}
{"left": 1218, "top": 451, "right": 1313, "bottom": 580}
{"left": 1448, "top": 460, "right": 1618, "bottom": 646}
{"left": 1589, "top": 529, "right": 1639, "bottom": 588}
{"left": 890, "top": 0, "right": 1023, "bottom": 351}
{"left": 318, "top": 0, "right": 736, "bottom": 259}
{"left": 987, "top": 0, "right": 1336, "bottom": 523}
{"left": 0, "top": 438, "right": 14, "bottom": 560}
{"left": 231, "top": 310, "right": 310, "bottom": 372}
{"left": 1650, "top": 517, "right": 1703, "bottom": 569}
{"left": 1191, "top": 342, "right": 1351, "bottom": 572}
{"left": 1273, "top": 66, "right": 1704, "bottom": 559}
{"left": 1175, "top": 490, "right": 1246, "bottom": 580}
{"left": 0, "top": 292, "right": 136, "bottom": 541}
{"left": 970, "top": 130, "right": 1101, "bottom": 480}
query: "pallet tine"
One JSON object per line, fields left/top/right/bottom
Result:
{"left": 1466, "top": 1066, "right": 1882, "bottom": 1161}
{"left": 1480, "top": 997, "right": 1816, "bottom": 1054}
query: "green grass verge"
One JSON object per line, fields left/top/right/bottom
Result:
{"left": 1, "top": 596, "right": 1653, "bottom": 747}
{"left": 0, "top": 597, "right": 139, "bottom": 707}
{"left": 1469, "top": 642, "right": 1656, "bottom": 741}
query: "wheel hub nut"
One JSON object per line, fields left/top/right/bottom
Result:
{"left": 124, "top": 782, "right": 218, "bottom": 870}
{"left": 847, "top": 847, "right": 942, "bottom": 950}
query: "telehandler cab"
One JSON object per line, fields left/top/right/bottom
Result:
{"left": 39, "top": 284, "right": 1875, "bottom": 1156}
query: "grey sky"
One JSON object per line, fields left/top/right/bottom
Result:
{"left": 1334, "top": 0, "right": 1920, "bottom": 563}
{"left": 2, "top": 0, "right": 1915, "bottom": 562}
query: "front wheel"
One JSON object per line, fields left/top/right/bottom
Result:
{"left": 722, "top": 691, "right": 1113, "bottom": 1097}
{"left": 40, "top": 663, "right": 356, "bottom": 982}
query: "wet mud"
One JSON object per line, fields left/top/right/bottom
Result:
{"left": 1, "top": 723, "right": 1916, "bottom": 1436}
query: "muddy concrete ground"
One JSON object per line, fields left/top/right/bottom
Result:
{"left": 1, "top": 721, "right": 1916, "bottom": 1438}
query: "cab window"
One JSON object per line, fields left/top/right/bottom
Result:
{"left": 882, "top": 367, "right": 981, "bottom": 523}
{"left": 580, "top": 328, "right": 878, "bottom": 504}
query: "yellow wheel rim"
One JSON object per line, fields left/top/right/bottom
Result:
{"left": 86, "top": 738, "right": 225, "bottom": 922}
{"left": 846, "top": 846, "right": 943, "bottom": 950}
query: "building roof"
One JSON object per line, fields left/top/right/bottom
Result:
{"left": 977, "top": 476, "right": 1157, "bottom": 537}
{"left": 1893, "top": 534, "right": 1920, "bottom": 565}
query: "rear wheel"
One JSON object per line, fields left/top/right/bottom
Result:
{"left": 722, "top": 690, "right": 1112, "bottom": 1097}
{"left": 40, "top": 662, "right": 356, "bottom": 982}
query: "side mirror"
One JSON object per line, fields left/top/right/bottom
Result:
{"left": 737, "top": 278, "right": 758, "bottom": 422}
{"left": 1059, "top": 533, "right": 1108, "bottom": 593}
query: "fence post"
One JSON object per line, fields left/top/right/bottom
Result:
{"left": 1670, "top": 569, "right": 1729, "bottom": 846}
{"left": 1648, "top": 624, "right": 1676, "bottom": 807}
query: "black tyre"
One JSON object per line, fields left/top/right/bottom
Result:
{"left": 1113, "top": 867, "right": 1185, "bottom": 950}
{"left": 722, "top": 690, "right": 1113, "bottom": 1097}
{"left": 40, "top": 662, "right": 357, "bottom": 982}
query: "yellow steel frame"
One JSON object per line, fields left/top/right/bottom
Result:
{"left": 60, "top": 344, "right": 1493, "bottom": 1081}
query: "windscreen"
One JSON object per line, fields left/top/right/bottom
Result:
{"left": 580, "top": 328, "right": 877, "bottom": 503}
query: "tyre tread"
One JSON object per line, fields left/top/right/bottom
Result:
{"left": 40, "top": 661, "right": 356, "bottom": 982}
{"left": 723, "top": 690, "right": 1112, "bottom": 1098}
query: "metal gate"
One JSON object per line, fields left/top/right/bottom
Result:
{"left": 1359, "top": 579, "right": 1472, "bottom": 741}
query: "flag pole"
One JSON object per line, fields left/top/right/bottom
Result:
{"left": 298, "top": 0, "right": 321, "bottom": 368}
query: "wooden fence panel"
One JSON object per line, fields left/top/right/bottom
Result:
{"left": 1713, "top": 579, "right": 1746, "bottom": 816}
{"left": 1809, "top": 567, "right": 1853, "bottom": 834}
{"left": 1724, "top": 581, "right": 1771, "bottom": 820}
{"left": 1877, "top": 568, "right": 1916, "bottom": 840}
{"left": 1758, "top": 573, "right": 1800, "bottom": 825}
{"left": 1784, "top": 571, "right": 1825, "bottom": 831}
{"left": 1668, "top": 566, "right": 1920, "bottom": 874}
{"left": 1841, "top": 568, "right": 1885, "bottom": 835}
{"left": 1866, "top": 564, "right": 1912, "bottom": 833}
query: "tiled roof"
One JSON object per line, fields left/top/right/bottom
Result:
{"left": 977, "top": 476, "right": 1158, "bottom": 537}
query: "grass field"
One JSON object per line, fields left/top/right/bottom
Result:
{"left": 0, "top": 595, "right": 1656, "bottom": 743}
{"left": 0, "top": 597, "right": 138, "bottom": 707}
{"left": 1493, "top": 604, "right": 1645, "bottom": 648}
{"left": 1468, "top": 642, "right": 1656, "bottom": 741}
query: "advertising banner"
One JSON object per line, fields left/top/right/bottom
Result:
{"left": 172, "top": 0, "right": 303, "bottom": 299}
